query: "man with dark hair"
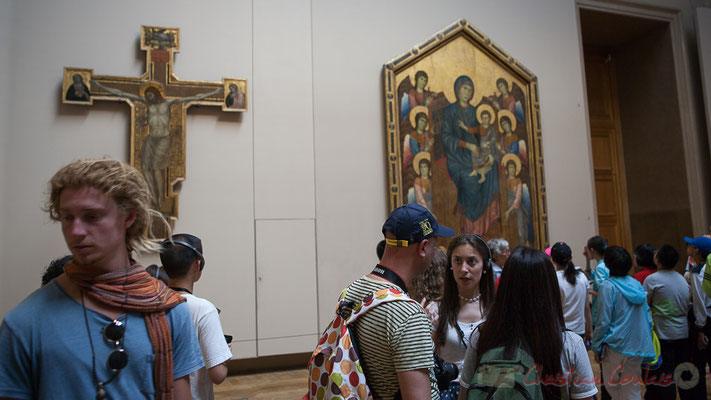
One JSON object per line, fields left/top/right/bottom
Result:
{"left": 656, "top": 244, "right": 681, "bottom": 269}
{"left": 0, "top": 158, "right": 203, "bottom": 399}
{"left": 145, "top": 264, "right": 170, "bottom": 285}
{"left": 376, "top": 239, "right": 386, "bottom": 261}
{"left": 592, "top": 246, "right": 654, "bottom": 399}
{"left": 686, "top": 235, "right": 711, "bottom": 397}
{"left": 41, "top": 255, "right": 73, "bottom": 286}
{"left": 340, "top": 204, "right": 454, "bottom": 399}
{"left": 161, "top": 233, "right": 232, "bottom": 400}
{"left": 632, "top": 243, "right": 656, "bottom": 285}
{"left": 643, "top": 244, "right": 691, "bottom": 398}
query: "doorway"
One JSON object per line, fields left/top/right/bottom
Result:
{"left": 579, "top": 8, "right": 693, "bottom": 252}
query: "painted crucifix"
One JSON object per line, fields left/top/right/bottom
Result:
{"left": 62, "top": 26, "right": 247, "bottom": 237}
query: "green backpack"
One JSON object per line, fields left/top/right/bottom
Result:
{"left": 467, "top": 346, "right": 545, "bottom": 400}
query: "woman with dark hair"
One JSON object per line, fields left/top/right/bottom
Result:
{"left": 551, "top": 242, "right": 592, "bottom": 344}
{"left": 458, "top": 247, "right": 597, "bottom": 400}
{"left": 411, "top": 246, "right": 447, "bottom": 311}
{"left": 429, "top": 234, "right": 495, "bottom": 399}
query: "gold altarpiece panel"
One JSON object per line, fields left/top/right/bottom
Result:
{"left": 383, "top": 19, "right": 548, "bottom": 249}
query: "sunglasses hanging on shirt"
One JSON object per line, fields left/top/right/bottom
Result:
{"left": 81, "top": 292, "right": 129, "bottom": 399}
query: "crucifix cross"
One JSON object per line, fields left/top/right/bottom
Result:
{"left": 62, "top": 26, "right": 246, "bottom": 237}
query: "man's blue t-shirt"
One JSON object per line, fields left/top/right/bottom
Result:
{"left": 0, "top": 280, "right": 204, "bottom": 399}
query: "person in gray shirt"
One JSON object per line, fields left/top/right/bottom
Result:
{"left": 643, "top": 244, "right": 692, "bottom": 399}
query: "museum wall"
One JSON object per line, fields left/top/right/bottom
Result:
{"left": 0, "top": 0, "right": 706, "bottom": 358}
{"left": 0, "top": 0, "right": 13, "bottom": 311}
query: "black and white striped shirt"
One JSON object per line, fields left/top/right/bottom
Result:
{"left": 343, "top": 276, "right": 440, "bottom": 399}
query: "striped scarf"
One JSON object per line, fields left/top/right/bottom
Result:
{"left": 64, "top": 260, "right": 185, "bottom": 400}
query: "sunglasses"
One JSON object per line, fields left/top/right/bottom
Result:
{"left": 103, "top": 319, "right": 128, "bottom": 372}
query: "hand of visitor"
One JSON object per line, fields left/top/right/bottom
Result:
{"left": 698, "top": 332, "right": 708, "bottom": 349}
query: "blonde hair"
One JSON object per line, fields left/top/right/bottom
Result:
{"left": 44, "top": 158, "right": 168, "bottom": 253}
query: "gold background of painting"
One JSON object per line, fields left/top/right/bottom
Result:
{"left": 397, "top": 36, "right": 525, "bottom": 108}
{"left": 383, "top": 19, "right": 548, "bottom": 249}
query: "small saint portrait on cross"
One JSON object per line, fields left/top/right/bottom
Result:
{"left": 223, "top": 79, "right": 247, "bottom": 111}
{"left": 62, "top": 68, "right": 92, "bottom": 104}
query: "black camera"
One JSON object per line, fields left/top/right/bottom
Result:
{"left": 433, "top": 354, "right": 459, "bottom": 390}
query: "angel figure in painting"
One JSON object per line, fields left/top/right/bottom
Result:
{"left": 402, "top": 108, "right": 434, "bottom": 172}
{"left": 499, "top": 111, "right": 528, "bottom": 167}
{"left": 91, "top": 80, "right": 223, "bottom": 208}
{"left": 400, "top": 70, "right": 433, "bottom": 120}
{"left": 502, "top": 153, "right": 533, "bottom": 246}
{"left": 441, "top": 75, "right": 500, "bottom": 236}
{"left": 407, "top": 151, "right": 433, "bottom": 212}
{"left": 491, "top": 78, "right": 526, "bottom": 124}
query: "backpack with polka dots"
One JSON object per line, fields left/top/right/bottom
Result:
{"left": 303, "top": 287, "right": 418, "bottom": 400}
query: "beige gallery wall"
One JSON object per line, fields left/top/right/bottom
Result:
{"left": 0, "top": 0, "right": 706, "bottom": 357}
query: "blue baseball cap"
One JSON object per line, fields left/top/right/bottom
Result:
{"left": 685, "top": 236, "right": 711, "bottom": 258}
{"left": 382, "top": 204, "right": 455, "bottom": 246}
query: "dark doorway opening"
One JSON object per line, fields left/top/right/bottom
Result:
{"left": 579, "top": 8, "right": 693, "bottom": 253}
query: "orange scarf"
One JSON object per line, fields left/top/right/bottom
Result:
{"left": 64, "top": 260, "right": 185, "bottom": 400}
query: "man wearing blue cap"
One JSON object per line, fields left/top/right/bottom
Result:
{"left": 686, "top": 235, "right": 711, "bottom": 397}
{"left": 341, "top": 204, "right": 455, "bottom": 400}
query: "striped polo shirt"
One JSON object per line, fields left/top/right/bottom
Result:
{"left": 343, "top": 276, "right": 440, "bottom": 399}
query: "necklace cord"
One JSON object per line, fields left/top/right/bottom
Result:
{"left": 81, "top": 291, "right": 123, "bottom": 392}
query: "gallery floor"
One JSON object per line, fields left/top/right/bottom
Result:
{"left": 213, "top": 351, "right": 710, "bottom": 399}
{"left": 214, "top": 368, "right": 307, "bottom": 400}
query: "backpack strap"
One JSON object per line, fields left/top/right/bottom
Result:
{"left": 345, "top": 287, "right": 419, "bottom": 325}
{"left": 345, "top": 286, "right": 419, "bottom": 400}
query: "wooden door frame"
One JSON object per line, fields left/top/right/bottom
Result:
{"left": 584, "top": 46, "right": 633, "bottom": 250}
{"left": 576, "top": 0, "right": 710, "bottom": 235}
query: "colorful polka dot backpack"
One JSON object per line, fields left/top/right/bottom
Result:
{"left": 303, "top": 287, "right": 417, "bottom": 400}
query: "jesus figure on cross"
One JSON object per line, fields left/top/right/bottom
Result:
{"left": 91, "top": 80, "right": 223, "bottom": 208}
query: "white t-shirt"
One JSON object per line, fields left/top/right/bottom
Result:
{"left": 689, "top": 264, "right": 711, "bottom": 328}
{"left": 460, "top": 330, "right": 598, "bottom": 400}
{"left": 556, "top": 269, "right": 590, "bottom": 335}
{"left": 437, "top": 318, "right": 485, "bottom": 383}
{"left": 182, "top": 293, "right": 233, "bottom": 400}
{"left": 643, "top": 270, "right": 690, "bottom": 340}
